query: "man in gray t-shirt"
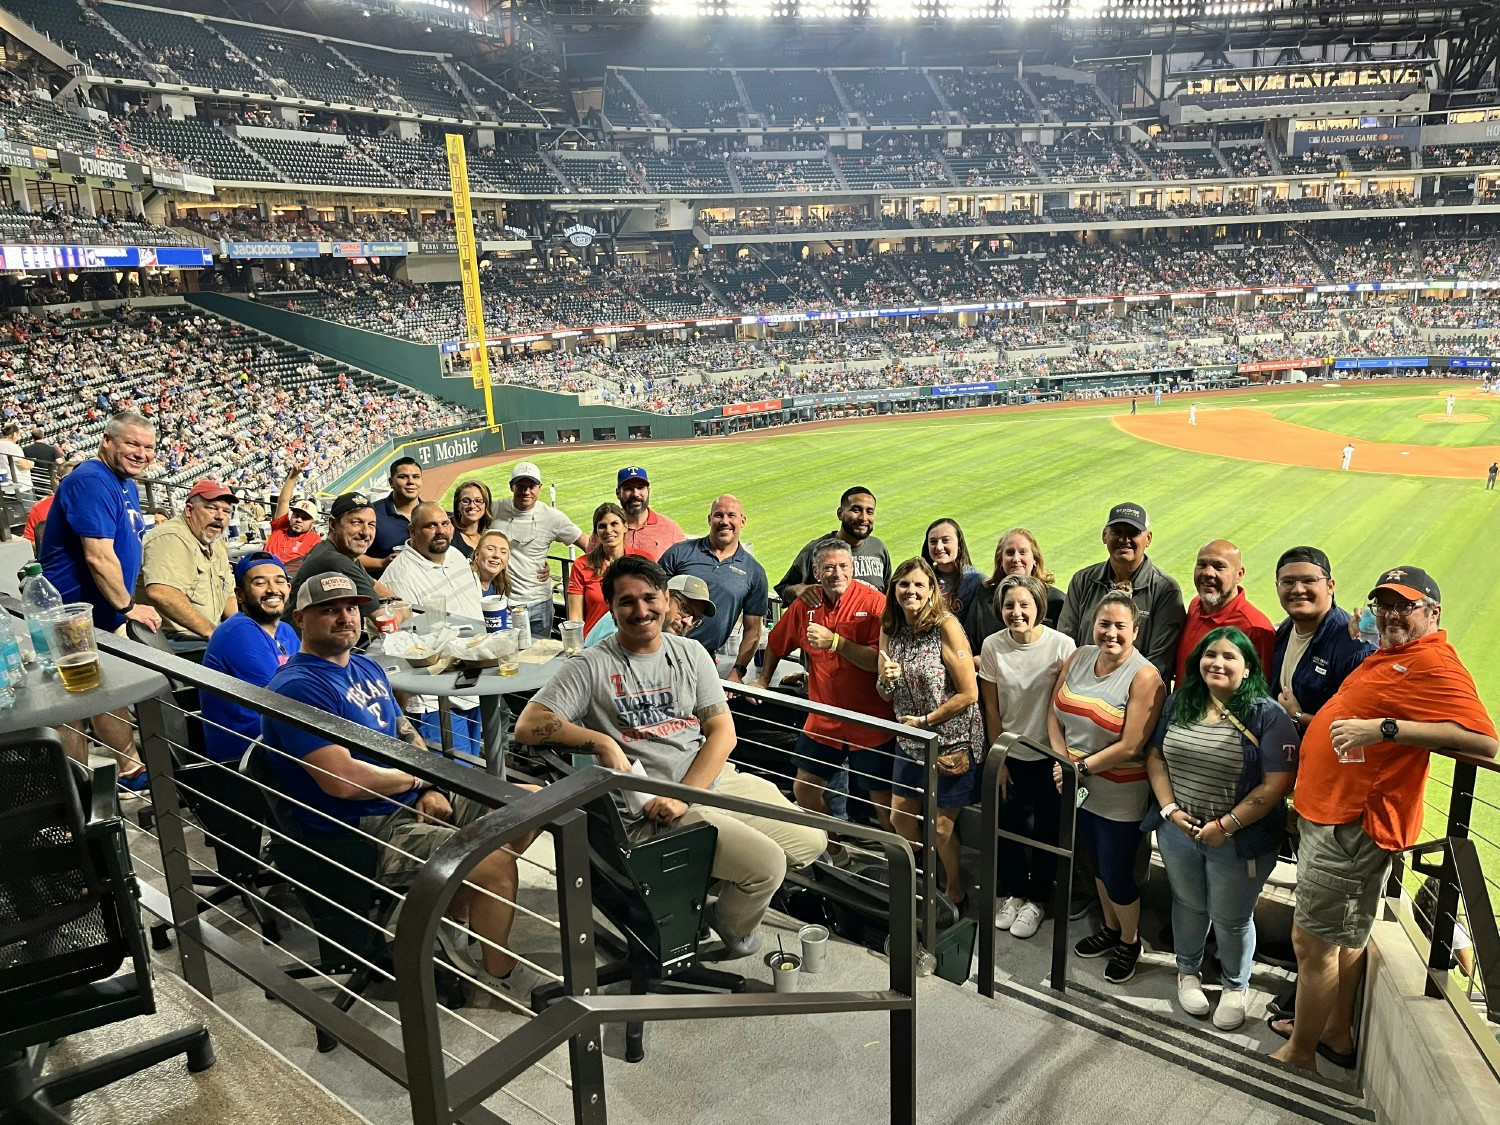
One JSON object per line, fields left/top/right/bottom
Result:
{"left": 775, "top": 486, "right": 890, "bottom": 606}
{"left": 516, "top": 556, "right": 825, "bottom": 957}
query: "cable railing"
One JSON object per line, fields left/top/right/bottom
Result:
{"left": 64, "top": 622, "right": 923, "bottom": 1123}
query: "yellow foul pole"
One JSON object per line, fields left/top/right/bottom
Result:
{"left": 444, "top": 133, "right": 495, "bottom": 429}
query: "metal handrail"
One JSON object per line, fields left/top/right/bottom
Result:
{"left": 396, "top": 765, "right": 919, "bottom": 1125}
{"left": 976, "top": 731, "right": 1080, "bottom": 999}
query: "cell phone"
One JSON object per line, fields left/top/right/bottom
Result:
{"left": 453, "top": 666, "right": 482, "bottom": 689}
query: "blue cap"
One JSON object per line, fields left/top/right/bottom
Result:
{"left": 233, "top": 551, "right": 287, "bottom": 585}
{"left": 617, "top": 466, "right": 649, "bottom": 485}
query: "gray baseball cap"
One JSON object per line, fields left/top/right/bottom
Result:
{"left": 668, "top": 574, "right": 717, "bottom": 617}
{"left": 295, "top": 571, "right": 373, "bottom": 611}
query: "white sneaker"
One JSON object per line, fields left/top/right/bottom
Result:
{"left": 1010, "top": 901, "right": 1044, "bottom": 940}
{"left": 1212, "top": 986, "right": 1249, "bottom": 1030}
{"left": 475, "top": 963, "right": 544, "bottom": 1012}
{"left": 994, "top": 896, "right": 1023, "bottom": 930}
{"left": 436, "top": 916, "right": 482, "bottom": 975}
{"left": 1177, "top": 973, "right": 1211, "bottom": 1017}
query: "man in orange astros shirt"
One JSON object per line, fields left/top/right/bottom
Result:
{"left": 755, "top": 537, "right": 896, "bottom": 838}
{"left": 1270, "top": 565, "right": 1497, "bottom": 1072}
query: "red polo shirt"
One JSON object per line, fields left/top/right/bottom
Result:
{"left": 1174, "top": 587, "right": 1276, "bottom": 685}
{"left": 265, "top": 513, "right": 322, "bottom": 575}
{"left": 1295, "top": 630, "right": 1495, "bottom": 851}
{"left": 767, "top": 580, "right": 893, "bottom": 751}
{"left": 623, "top": 508, "right": 686, "bottom": 561}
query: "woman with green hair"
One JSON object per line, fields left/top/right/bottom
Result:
{"left": 1144, "top": 626, "right": 1298, "bottom": 1031}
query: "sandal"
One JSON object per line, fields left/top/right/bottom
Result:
{"left": 1266, "top": 1016, "right": 1357, "bottom": 1069}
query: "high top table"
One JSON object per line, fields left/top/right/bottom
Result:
{"left": 0, "top": 651, "right": 169, "bottom": 735}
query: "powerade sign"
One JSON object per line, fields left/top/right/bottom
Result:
{"left": 224, "top": 241, "right": 322, "bottom": 259}
{"left": 58, "top": 150, "right": 147, "bottom": 185}
{"left": 332, "top": 241, "right": 408, "bottom": 258}
{"left": 1332, "top": 357, "right": 1430, "bottom": 370}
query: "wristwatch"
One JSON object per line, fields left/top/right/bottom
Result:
{"left": 1380, "top": 718, "right": 1399, "bottom": 741}
{"left": 733, "top": 662, "right": 749, "bottom": 677}
{"left": 1077, "top": 758, "right": 1092, "bottom": 778}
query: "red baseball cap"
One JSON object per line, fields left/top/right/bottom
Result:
{"left": 186, "top": 479, "right": 237, "bottom": 505}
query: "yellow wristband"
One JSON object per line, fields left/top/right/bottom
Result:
{"left": 831, "top": 634, "right": 841, "bottom": 652}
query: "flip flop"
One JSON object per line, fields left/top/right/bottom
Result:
{"left": 1266, "top": 1016, "right": 1357, "bottom": 1069}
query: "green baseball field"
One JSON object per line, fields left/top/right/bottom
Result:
{"left": 439, "top": 378, "right": 1500, "bottom": 858}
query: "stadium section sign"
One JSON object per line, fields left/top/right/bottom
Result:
{"left": 58, "top": 150, "right": 146, "bottom": 185}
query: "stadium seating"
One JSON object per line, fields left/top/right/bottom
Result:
{"left": 737, "top": 70, "right": 844, "bottom": 128}
{"left": 602, "top": 71, "right": 649, "bottom": 127}
{"left": 1029, "top": 135, "right": 1145, "bottom": 183}
{"left": 838, "top": 71, "right": 943, "bottom": 126}
{"left": 95, "top": 3, "right": 275, "bottom": 94}
{"left": 1131, "top": 143, "right": 1225, "bottom": 179}
{"left": 119, "top": 113, "right": 278, "bottom": 180}
{"left": 832, "top": 140, "right": 952, "bottom": 190}
{"left": 354, "top": 133, "right": 452, "bottom": 192}
{"left": 624, "top": 70, "right": 746, "bottom": 128}
{"left": 239, "top": 134, "right": 395, "bottom": 189}
{"left": 219, "top": 26, "right": 369, "bottom": 106}
{"left": 1422, "top": 143, "right": 1500, "bottom": 168}
{"left": 637, "top": 149, "right": 736, "bottom": 193}
{"left": 733, "top": 155, "right": 840, "bottom": 192}
{"left": 2, "top": 0, "right": 147, "bottom": 79}
{"left": 936, "top": 71, "right": 1036, "bottom": 124}
{"left": 466, "top": 144, "right": 564, "bottom": 194}
{"left": 1026, "top": 76, "right": 1109, "bottom": 121}
{"left": 553, "top": 152, "right": 644, "bottom": 194}
{"left": 334, "top": 43, "right": 470, "bottom": 119}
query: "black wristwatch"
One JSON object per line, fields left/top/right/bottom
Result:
{"left": 733, "top": 662, "right": 749, "bottom": 677}
{"left": 1077, "top": 758, "right": 1092, "bottom": 778}
{"left": 1380, "top": 718, "right": 1399, "bottom": 742}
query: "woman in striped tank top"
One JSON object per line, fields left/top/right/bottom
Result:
{"left": 1048, "top": 590, "right": 1166, "bottom": 986}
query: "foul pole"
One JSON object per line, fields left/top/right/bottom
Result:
{"left": 444, "top": 134, "right": 496, "bottom": 429}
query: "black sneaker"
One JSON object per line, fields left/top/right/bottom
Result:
{"left": 1067, "top": 893, "right": 1094, "bottom": 921}
{"left": 1073, "top": 926, "right": 1121, "bottom": 958}
{"left": 1105, "top": 939, "right": 1143, "bottom": 984}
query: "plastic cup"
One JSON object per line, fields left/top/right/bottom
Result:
{"left": 42, "top": 603, "right": 101, "bottom": 693}
{"left": 421, "top": 594, "right": 448, "bottom": 631}
{"left": 764, "top": 949, "right": 801, "bottom": 992}
{"left": 372, "top": 607, "right": 397, "bottom": 635}
{"left": 798, "top": 924, "right": 829, "bottom": 973}
{"left": 560, "top": 619, "right": 584, "bottom": 655}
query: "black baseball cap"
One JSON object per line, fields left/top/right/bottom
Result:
{"left": 1105, "top": 503, "right": 1149, "bottom": 532}
{"left": 1276, "top": 546, "right": 1332, "bottom": 577}
{"left": 1369, "top": 565, "right": 1441, "bottom": 604}
{"left": 329, "top": 491, "right": 373, "bottom": 520}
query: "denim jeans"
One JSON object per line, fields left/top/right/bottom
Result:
{"left": 526, "top": 597, "right": 554, "bottom": 642}
{"left": 1156, "top": 821, "right": 1277, "bottom": 989}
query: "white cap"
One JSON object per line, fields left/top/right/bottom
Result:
{"left": 510, "top": 461, "right": 542, "bottom": 484}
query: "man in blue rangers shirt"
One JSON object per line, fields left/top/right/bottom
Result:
{"left": 39, "top": 410, "right": 164, "bottom": 784}
{"left": 260, "top": 572, "right": 541, "bottom": 1001}
{"left": 201, "top": 552, "right": 299, "bottom": 762}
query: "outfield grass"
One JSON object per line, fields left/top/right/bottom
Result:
{"left": 445, "top": 382, "right": 1500, "bottom": 855}
{"left": 1269, "top": 391, "right": 1500, "bottom": 449}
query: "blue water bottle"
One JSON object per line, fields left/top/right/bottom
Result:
{"left": 1358, "top": 605, "right": 1380, "bottom": 646}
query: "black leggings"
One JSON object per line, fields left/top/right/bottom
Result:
{"left": 997, "top": 755, "right": 1062, "bottom": 902}
{"left": 1076, "top": 807, "right": 1142, "bottom": 907}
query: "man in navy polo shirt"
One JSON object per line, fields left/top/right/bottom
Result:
{"left": 367, "top": 457, "right": 425, "bottom": 573}
{"left": 202, "top": 552, "right": 299, "bottom": 763}
{"left": 659, "top": 494, "right": 767, "bottom": 683}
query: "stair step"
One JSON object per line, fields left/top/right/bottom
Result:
{"left": 997, "top": 976, "right": 1373, "bottom": 1125}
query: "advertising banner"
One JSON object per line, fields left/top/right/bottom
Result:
{"left": 223, "top": 241, "right": 322, "bottom": 259}
{"left": 721, "top": 398, "right": 783, "bottom": 417}
{"left": 58, "top": 150, "right": 147, "bottom": 185}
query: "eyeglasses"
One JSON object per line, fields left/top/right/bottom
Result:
{"left": 1369, "top": 600, "right": 1428, "bottom": 618}
{"left": 1276, "top": 576, "right": 1328, "bottom": 590}
{"left": 458, "top": 497, "right": 487, "bottom": 507}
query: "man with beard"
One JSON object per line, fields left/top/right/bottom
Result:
{"left": 515, "top": 556, "right": 824, "bottom": 959}
{"left": 1172, "top": 539, "right": 1275, "bottom": 684}
{"left": 381, "top": 502, "right": 486, "bottom": 756}
{"left": 139, "top": 478, "right": 238, "bottom": 644}
{"left": 1057, "top": 502, "right": 1185, "bottom": 684}
{"left": 1270, "top": 566, "right": 1495, "bottom": 1072}
{"left": 1269, "top": 546, "right": 1373, "bottom": 735}
{"left": 289, "top": 492, "right": 395, "bottom": 625}
{"left": 615, "top": 466, "right": 684, "bottom": 561}
{"left": 775, "top": 487, "right": 889, "bottom": 607}
{"left": 659, "top": 495, "right": 767, "bottom": 682}
{"left": 367, "top": 457, "right": 425, "bottom": 572}
{"left": 202, "top": 552, "right": 300, "bottom": 763}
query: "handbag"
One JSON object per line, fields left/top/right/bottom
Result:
{"left": 936, "top": 746, "right": 971, "bottom": 777}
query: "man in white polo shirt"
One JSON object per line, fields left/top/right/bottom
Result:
{"left": 382, "top": 502, "right": 485, "bottom": 756}
{"left": 488, "top": 461, "right": 588, "bottom": 640}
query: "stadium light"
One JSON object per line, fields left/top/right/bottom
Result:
{"left": 651, "top": 0, "right": 1226, "bottom": 16}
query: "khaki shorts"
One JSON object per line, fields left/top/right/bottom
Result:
{"left": 360, "top": 793, "right": 489, "bottom": 886}
{"left": 1294, "top": 816, "right": 1393, "bottom": 948}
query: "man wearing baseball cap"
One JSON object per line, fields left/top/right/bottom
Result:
{"left": 137, "top": 477, "right": 238, "bottom": 644}
{"left": 1057, "top": 502, "right": 1186, "bottom": 683}
{"left": 260, "top": 572, "right": 542, "bottom": 1001}
{"left": 202, "top": 552, "right": 299, "bottom": 763}
{"left": 288, "top": 491, "right": 392, "bottom": 625}
{"left": 1268, "top": 546, "right": 1373, "bottom": 737}
{"left": 615, "top": 466, "right": 685, "bottom": 561}
{"left": 266, "top": 458, "right": 322, "bottom": 577}
{"left": 1271, "top": 565, "right": 1496, "bottom": 1072}
{"left": 488, "top": 460, "right": 587, "bottom": 640}
{"left": 583, "top": 572, "right": 717, "bottom": 648}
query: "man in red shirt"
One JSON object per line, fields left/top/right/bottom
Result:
{"left": 264, "top": 461, "right": 322, "bottom": 576}
{"left": 1270, "top": 565, "right": 1496, "bottom": 1072}
{"left": 615, "top": 466, "right": 685, "bottom": 561}
{"left": 1173, "top": 538, "right": 1275, "bottom": 684}
{"left": 755, "top": 537, "right": 896, "bottom": 834}
{"left": 21, "top": 455, "right": 82, "bottom": 554}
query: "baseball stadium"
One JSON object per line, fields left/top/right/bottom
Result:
{"left": 1, "top": 1, "right": 1499, "bottom": 1123}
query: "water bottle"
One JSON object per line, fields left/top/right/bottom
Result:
{"left": 1358, "top": 605, "right": 1380, "bottom": 646}
{"left": 0, "top": 615, "right": 22, "bottom": 708}
{"left": 20, "top": 562, "right": 62, "bottom": 672}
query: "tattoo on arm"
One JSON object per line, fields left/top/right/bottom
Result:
{"left": 533, "top": 716, "right": 563, "bottom": 740}
{"left": 1244, "top": 795, "right": 1266, "bottom": 807}
{"left": 696, "top": 701, "right": 730, "bottom": 723}
{"left": 395, "top": 715, "right": 423, "bottom": 747}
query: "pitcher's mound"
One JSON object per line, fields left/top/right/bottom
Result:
{"left": 1418, "top": 412, "right": 1488, "bottom": 424}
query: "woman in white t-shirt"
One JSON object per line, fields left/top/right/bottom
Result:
{"left": 978, "top": 574, "right": 1076, "bottom": 939}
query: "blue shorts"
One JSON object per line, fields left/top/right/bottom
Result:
{"left": 891, "top": 753, "right": 980, "bottom": 811}
{"left": 793, "top": 731, "right": 895, "bottom": 794}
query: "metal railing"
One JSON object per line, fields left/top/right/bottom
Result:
{"left": 72, "top": 626, "right": 922, "bottom": 1123}
{"left": 974, "top": 731, "right": 1079, "bottom": 998}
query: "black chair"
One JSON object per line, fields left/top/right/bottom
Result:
{"left": 527, "top": 753, "right": 745, "bottom": 1063}
{"left": 0, "top": 727, "right": 215, "bottom": 1123}
{"left": 244, "top": 748, "right": 465, "bottom": 1053}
